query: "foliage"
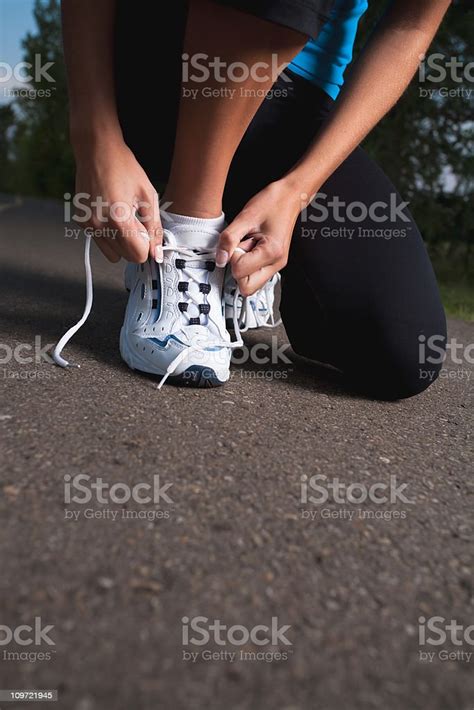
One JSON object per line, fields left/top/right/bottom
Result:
{"left": 1, "top": 0, "right": 473, "bottom": 314}
{"left": 355, "top": 0, "right": 474, "bottom": 252}
{"left": 3, "top": 0, "right": 74, "bottom": 197}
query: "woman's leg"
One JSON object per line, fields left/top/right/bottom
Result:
{"left": 225, "top": 71, "right": 447, "bottom": 400}
{"left": 115, "top": 0, "right": 332, "bottom": 191}
{"left": 281, "top": 148, "right": 447, "bottom": 400}
{"left": 162, "top": 0, "right": 309, "bottom": 218}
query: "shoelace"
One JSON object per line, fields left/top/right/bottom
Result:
{"left": 52, "top": 234, "right": 244, "bottom": 389}
{"left": 52, "top": 234, "right": 93, "bottom": 369}
{"left": 238, "top": 274, "right": 282, "bottom": 333}
{"left": 157, "top": 241, "right": 243, "bottom": 389}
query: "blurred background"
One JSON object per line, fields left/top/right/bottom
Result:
{"left": 1, "top": 0, "right": 473, "bottom": 318}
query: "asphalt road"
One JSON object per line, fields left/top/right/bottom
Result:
{"left": 0, "top": 197, "right": 473, "bottom": 710}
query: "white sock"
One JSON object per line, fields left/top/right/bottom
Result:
{"left": 161, "top": 210, "right": 225, "bottom": 248}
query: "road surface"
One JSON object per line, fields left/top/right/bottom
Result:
{"left": 0, "top": 197, "right": 473, "bottom": 710}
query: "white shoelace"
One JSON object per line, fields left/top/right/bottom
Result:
{"left": 156, "top": 242, "right": 243, "bottom": 389}
{"left": 52, "top": 235, "right": 93, "bottom": 368}
{"left": 238, "top": 274, "right": 282, "bottom": 333}
{"left": 52, "top": 235, "right": 244, "bottom": 388}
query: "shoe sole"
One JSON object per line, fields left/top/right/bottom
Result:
{"left": 119, "top": 327, "right": 225, "bottom": 389}
{"left": 167, "top": 365, "right": 223, "bottom": 388}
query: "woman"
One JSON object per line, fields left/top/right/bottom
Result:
{"left": 56, "top": 0, "right": 449, "bottom": 398}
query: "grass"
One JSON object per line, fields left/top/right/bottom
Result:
{"left": 429, "top": 243, "right": 474, "bottom": 321}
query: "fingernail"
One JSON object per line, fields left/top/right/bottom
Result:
{"left": 155, "top": 245, "right": 163, "bottom": 263}
{"left": 216, "top": 249, "right": 228, "bottom": 267}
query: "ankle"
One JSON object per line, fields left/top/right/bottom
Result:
{"left": 162, "top": 192, "right": 223, "bottom": 220}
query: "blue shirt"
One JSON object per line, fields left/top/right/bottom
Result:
{"left": 289, "top": 0, "right": 368, "bottom": 99}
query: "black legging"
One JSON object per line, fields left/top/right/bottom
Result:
{"left": 223, "top": 70, "right": 447, "bottom": 400}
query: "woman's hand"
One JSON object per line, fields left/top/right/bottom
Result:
{"left": 62, "top": 0, "right": 162, "bottom": 264}
{"left": 217, "top": 180, "right": 303, "bottom": 296}
{"left": 73, "top": 134, "right": 162, "bottom": 263}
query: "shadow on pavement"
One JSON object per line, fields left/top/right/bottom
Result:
{"left": 0, "top": 263, "right": 369, "bottom": 399}
{"left": 0, "top": 264, "right": 126, "bottom": 368}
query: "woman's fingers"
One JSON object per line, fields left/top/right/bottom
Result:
{"left": 77, "top": 195, "right": 153, "bottom": 263}
{"left": 236, "top": 264, "right": 277, "bottom": 297}
{"left": 113, "top": 218, "right": 150, "bottom": 262}
{"left": 217, "top": 214, "right": 257, "bottom": 267}
{"left": 137, "top": 191, "right": 163, "bottom": 263}
{"left": 230, "top": 232, "right": 287, "bottom": 296}
{"left": 231, "top": 236, "right": 286, "bottom": 280}
{"left": 78, "top": 214, "right": 125, "bottom": 261}
{"left": 92, "top": 233, "right": 121, "bottom": 262}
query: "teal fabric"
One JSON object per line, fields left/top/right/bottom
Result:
{"left": 289, "top": 0, "right": 368, "bottom": 99}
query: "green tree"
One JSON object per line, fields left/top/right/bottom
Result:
{"left": 355, "top": 0, "right": 474, "bottom": 251}
{"left": 3, "top": 0, "right": 473, "bottom": 258}
{"left": 8, "top": 0, "right": 74, "bottom": 197}
{"left": 0, "top": 104, "right": 15, "bottom": 190}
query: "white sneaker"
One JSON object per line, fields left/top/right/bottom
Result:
{"left": 224, "top": 271, "right": 281, "bottom": 332}
{"left": 51, "top": 225, "right": 274, "bottom": 388}
{"left": 120, "top": 228, "right": 240, "bottom": 388}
